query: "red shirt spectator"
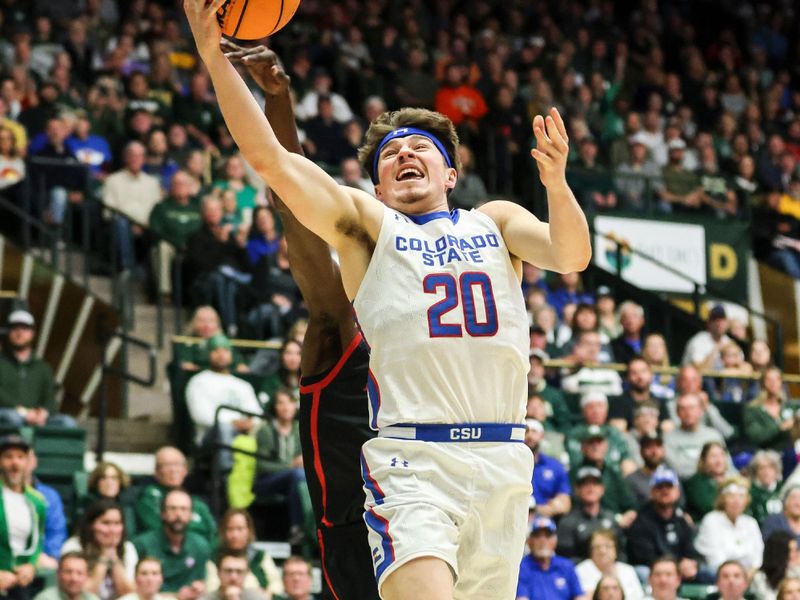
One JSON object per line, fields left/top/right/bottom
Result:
{"left": 434, "top": 63, "right": 488, "bottom": 127}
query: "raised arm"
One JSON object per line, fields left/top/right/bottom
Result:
{"left": 184, "top": 0, "right": 378, "bottom": 251}
{"left": 480, "top": 108, "right": 592, "bottom": 274}
{"left": 223, "top": 41, "right": 356, "bottom": 373}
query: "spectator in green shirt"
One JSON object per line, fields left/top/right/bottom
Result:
{"left": 569, "top": 425, "right": 637, "bottom": 525}
{"left": 658, "top": 139, "right": 704, "bottom": 214}
{"left": 149, "top": 171, "right": 202, "bottom": 297}
{"left": 684, "top": 441, "right": 730, "bottom": 521}
{"left": 253, "top": 390, "right": 312, "bottom": 545}
{"left": 212, "top": 155, "right": 263, "bottom": 214}
{"left": 744, "top": 367, "right": 794, "bottom": 452}
{"left": 134, "top": 447, "right": 216, "bottom": 545}
{"left": 566, "top": 393, "right": 636, "bottom": 476}
{"left": 133, "top": 489, "right": 210, "bottom": 598}
{"left": 748, "top": 450, "right": 784, "bottom": 525}
{"left": 0, "top": 310, "right": 76, "bottom": 427}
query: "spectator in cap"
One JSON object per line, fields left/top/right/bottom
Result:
{"left": 627, "top": 466, "right": 701, "bottom": 581}
{"left": 569, "top": 424, "right": 637, "bottom": 521}
{"left": 33, "top": 552, "right": 99, "bottom": 600}
{"left": 528, "top": 350, "right": 571, "bottom": 433}
{"left": 663, "top": 393, "right": 727, "bottom": 479}
{"left": 0, "top": 310, "right": 76, "bottom": 428}
{"left": 695, "top": 476, "right": 763, "bottom": 572}
{"left": 517, "top": 516, "right": 586, "bottom": 600}
{"left": 681, "top": 305, "right": 731, "bottom": 371}
{"left": 526, "top": 419, "right": 571, "bottom": 519}
{"left": 748, "top": 450, "right": 784, "bottom": 525}
{"left": 645, "top": 557, "right": 683, "bottom": 600}
{"left": 624, "top": 426, "right": 684, "bottom": 509}
{"left": 762, "top": 487, "right": 800, "bottom": 547}
{"left": 185, "top": 334, "right": 262, "bottom": 470}
{"left": 0, "top": 435, "right": 47, "bottom": 600}
{"left": 658, "top": 137, "right": 705, "bottom": 213}
{"left": 576, "top": 529, "right": 644, "bottom": 600}
{"left": 567, "top": 393, "right": 635, "bottom": 477}
{"left": 610, "top": 357, "right": 671, "bottom": 434}
{"left": 684, "top": 441, "right": 732, "bottom": 521}
{"left": 557, "top": 466, "right": 626, "bottom": 561}
{"left": 614, "top": 132, "right": 662, "bottom": 210}
{"left": 715, "top": 561, "right": 750, "bottom": 600}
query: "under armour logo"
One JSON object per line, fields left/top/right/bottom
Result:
{"left": 390, "top": 457, "right": 409, "bottom": 468}
{"left": 391, "top": 128, "right": 409, "bottom": 137}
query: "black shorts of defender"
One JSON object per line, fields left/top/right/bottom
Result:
{"left": 299, "top": 336, "right": 380, "bottom": 600}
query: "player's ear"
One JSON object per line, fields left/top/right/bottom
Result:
{"left": 374, "top": 183, "right": 383, "bottom": 200}
{"left": 444, "top": 167, "right": 458, "bottom": 191}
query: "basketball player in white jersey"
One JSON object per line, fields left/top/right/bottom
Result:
{"left": 186, "top": 2, "right": 592, "bottom": 598}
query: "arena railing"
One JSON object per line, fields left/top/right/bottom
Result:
{"left": 590, "top": 227, "right": 782, "bottom": 368}
{"left": 14, "top": 156, "right": 187, "bottom": 349}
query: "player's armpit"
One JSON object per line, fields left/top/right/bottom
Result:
{"left": 479, "top": 200, "right": 589, "bottom": 273}
{"left": 258, "top": 153, "right": 380, "bottom": 250}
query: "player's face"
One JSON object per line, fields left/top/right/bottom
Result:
{"left": 374, "top": 135, "right": 456, "bottom": 214}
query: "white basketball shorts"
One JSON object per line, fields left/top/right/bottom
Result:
{"left": 360, "top": 436, "right": 534, "bottom": 599}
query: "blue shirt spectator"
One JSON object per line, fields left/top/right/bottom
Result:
{"left": 534, "top": 452, "right": 571, "bottom": 508}
{"left": 517, "top": 516, "right": 585, "bottom": 600}
{"left": 34, "top": 478, "right": 68, "bottom": 560}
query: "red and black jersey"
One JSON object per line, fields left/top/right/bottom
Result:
{"left": 299, "top": 332, "right": 379, "bottom": 600}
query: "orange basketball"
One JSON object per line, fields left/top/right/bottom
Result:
{"left": 216, "top": 0, "right": 301, "bottom": 40}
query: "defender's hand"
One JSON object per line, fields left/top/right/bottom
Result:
{"left": 221, "top": 40, "right": 291, "bottom": 95}
{"left": 184, "top": 0, "right": 225, "bottom": 60}
{"left": 531, "top": 107, "right": 569, "bottom": 189}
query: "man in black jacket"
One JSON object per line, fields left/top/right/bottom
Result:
{"left": 185, "top": 195, "right": 249, "bottom": 334}
{"left": 627, "top": 466, "right": 701, "bottom": 582}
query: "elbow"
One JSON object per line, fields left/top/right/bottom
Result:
{"left": 551, "top": 246, "right": 592, "bottom": 274}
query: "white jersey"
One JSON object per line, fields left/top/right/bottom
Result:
{"left": 353, "top": 205, "right": 529, "bottom": 429}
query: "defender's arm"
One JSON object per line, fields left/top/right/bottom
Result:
{"left": 185, "top": 0, "right": 378, "bottom": 249}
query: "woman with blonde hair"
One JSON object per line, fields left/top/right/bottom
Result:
{"left": 641, "top": 333, "right": 675, "bottom": 391}
{"left": 576, "top": 530, "right": 643, "bottom": 600}
{"left": 205, "top": 509, "right": 282, "bottom": 598}
{"left": 175, "top": 305, "right": 248, "bottom": 372}
{"left": 744, "top": 366, "right": 794, "bottom": 451}
{"left": 695, "top": 475, "right": 764, "bottom": 572}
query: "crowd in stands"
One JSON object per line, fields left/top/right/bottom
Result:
{"left": 0, "top": 0, "right": 799, "bottom": 599}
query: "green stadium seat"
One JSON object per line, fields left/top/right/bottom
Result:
{"left": 33, "top": 426, "right": 86, "bottom": 476}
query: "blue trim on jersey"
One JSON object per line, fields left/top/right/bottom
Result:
{"left": 360, "top": 452, "right": 385, "bottom": 505}
{"left": 382, "top": 422, "right": 526, "bottom": 442}
{"left": 405, "top": 209, "right": 460, "bottom": 225}
{"left": 367, "top": 370, "right": 380, "bottom": 430}
{"left": 364, "top": 508, "right": 395, "bottom": 581}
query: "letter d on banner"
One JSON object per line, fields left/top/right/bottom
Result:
{"left": 710, "top": 244, "right": 738, "bottom": 280}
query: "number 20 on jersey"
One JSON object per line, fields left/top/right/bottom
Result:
{"left": 424, "top": 271, "right": 498, "bottom": 337}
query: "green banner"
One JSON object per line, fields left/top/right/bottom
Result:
{"left": 703, "top": 220, "right": 750, "bottom": 303}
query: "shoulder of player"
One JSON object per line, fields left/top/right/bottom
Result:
{"left": 476, "top": 199, "right": 529, "bottom": 223}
